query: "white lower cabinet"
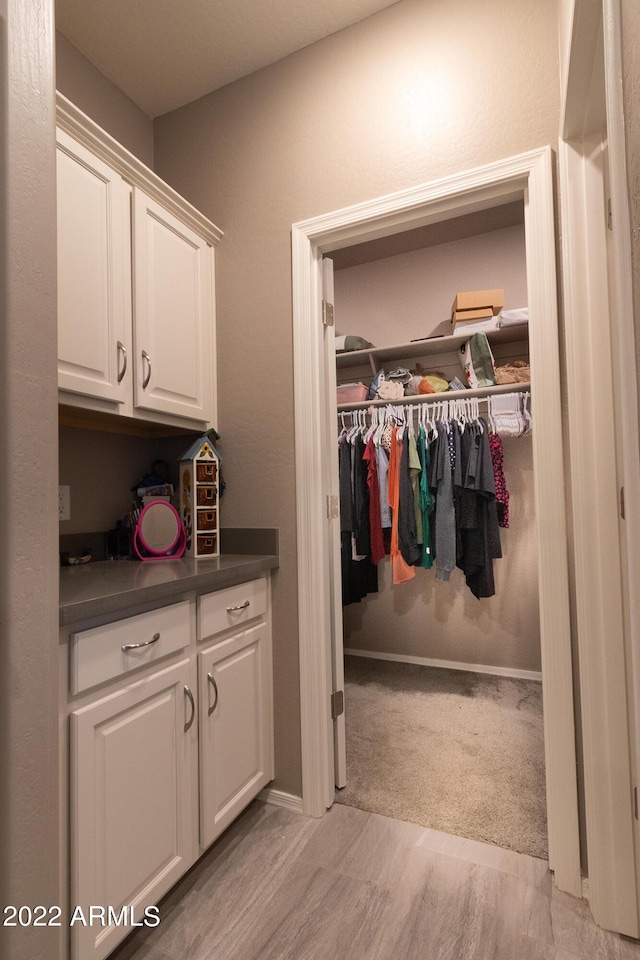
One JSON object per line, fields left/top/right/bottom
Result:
{"left": 65, "top": 575, "right": 273, "bottom": 960}
{"left": 198, "top": 623, "right": 273, "bottom": 849}
{"left": 70, "top": 658, "right": 197, "bottom": 960}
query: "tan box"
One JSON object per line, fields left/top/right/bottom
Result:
{"left": 452, "top": 307, "right": 494, "bottom": 322}
{"left": 451, "top": 288, "right": 504, "bottom": 319}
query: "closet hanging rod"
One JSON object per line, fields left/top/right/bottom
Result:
{"left": 336, "top": 380, "right": 531, "bottom": 412}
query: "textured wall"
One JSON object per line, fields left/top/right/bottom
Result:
{"left": 56, "top": 31, "right": 154, "bottom": 166}
{"left": 0, "top": 1, "right": 61, "bottom": 957}
{"left": 153, "top": 0, "right": 561, "bottom": 797}
{"left": 58, "top": 427, "right": 188, "bottom": 536}
{"left": 334, "top": 224, "right": 528, "bottom": 345}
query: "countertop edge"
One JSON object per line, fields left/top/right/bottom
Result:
{"left": 60, "top": 554, "right": 279, "bottom": 627}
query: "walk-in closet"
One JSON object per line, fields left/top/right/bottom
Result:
{"left": 330, "top": 200, "right": 547, "bottom": 858}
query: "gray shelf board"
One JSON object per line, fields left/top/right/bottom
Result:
{"left": 335, "top": 322, "right": 528, "bottom": 368}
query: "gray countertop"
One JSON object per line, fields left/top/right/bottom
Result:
{"left": 60, "top": 554, "right": 279, "bottom": 626}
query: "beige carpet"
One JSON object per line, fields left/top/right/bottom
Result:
{"left": 335, "top": 655, "right": 548, "bottom": 859}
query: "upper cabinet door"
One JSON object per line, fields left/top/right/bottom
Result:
{"left": 56, "top": 129, "right": 129, "bottom": 404}
{"left": 133, "top": 189, "right": 213, "bottom": 423}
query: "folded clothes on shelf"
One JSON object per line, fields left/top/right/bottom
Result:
{"left": 499, "top": 307, "right": 529, "bottom": 326}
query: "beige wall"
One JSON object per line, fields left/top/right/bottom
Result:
{"left": 58, "top": 427, "right": 188, "bottom": 536}
{"left": 334, "top": 224, "right": 528, "bottom": 345}
{"left": 1, "top": 1, "right": 61, "bottom": 958}
{"left": 153, "top": 0, "right": 561, "bottom": 798}
{"left": 55, "top": 31, "right": 154, "bottom": 166}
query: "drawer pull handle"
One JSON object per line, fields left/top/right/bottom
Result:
{"left": 117, "top": 340, "right": 127, "bottom": 383}
{"left": 141, "top": 350, "right": 152, "bottom": 389}
{"left": 184, "top": 685, "right": 196, "bottom": 732}
{"left": 207, "top": 673, "right": 219, "bottom": 716}
{"left": 227, "top": 600, "right": 250, "bottom": 613}
{"left": 121, "top": 632, "right": 160, "bottom": 652}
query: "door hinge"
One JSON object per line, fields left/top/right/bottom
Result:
{"left": 322, "top": 300, "right": 335, "bottom": 327}
{"left": 620, "top": 485, "right": 625, "bottom": 520}
{"left": 607, "top": 197, "right": 613, "bottom": 231}
{"left": 327, "top": 494, "right": 339, "bottom": 519}
{"left": 331, "top": 690, "right": 344, "bottom": 719}
{"left": 634, "top": 786, "right": 638, "bottom": 820}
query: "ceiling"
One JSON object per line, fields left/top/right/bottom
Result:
{"left": 55, "top": 0, "right": 401, "bottom": 118}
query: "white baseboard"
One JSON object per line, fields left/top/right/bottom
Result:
{"left": 259, "top": 786, "right": 304, "bottom": 814}
{"left": 344, "top": 648, "right": 543, "bottom": 683}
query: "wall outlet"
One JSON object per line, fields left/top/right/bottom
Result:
{"left": 59, "top": 485, "right": 71, "bottom": 521}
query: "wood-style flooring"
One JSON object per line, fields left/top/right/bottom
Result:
{"left": 111, "top": 800, "right": 640, "bottom": 960}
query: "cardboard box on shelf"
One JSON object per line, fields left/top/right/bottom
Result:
{"left": 452, "top": 307, "right": 494, "bottom": 322}
{"left": 451, "top": 288, "right": 504, "bottom": 320}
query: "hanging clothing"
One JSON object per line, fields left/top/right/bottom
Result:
{"left": 388, "top": 427, "right": 416, "bottom": 584}
{"left": 489, "top": 433, "right": 509, "bottom": 528}
{"left": 409, "top": 434, "right": 422, "bottom": 545}
{"left": 337, "top": 399, "right": 520, "bottom": 601}
{"left": 432, "top": 422, "right": 457, "bottom": 582}
{"left": 364, "top": 437, "right": 385, "bottom": 564}
{"left": 376, "top": 444, "right": 392, "bottom": 528}
{"left": 339, "top": 436, "right": 378, "bottom": 605}
{"left": 455, "top": 420, "right": 502, "bottom": 599}
{"left": 417, "top": 425, "right": 434, "bottom": 569}
{"left": 398, "top": 433, "right": 421, "bottom": 568}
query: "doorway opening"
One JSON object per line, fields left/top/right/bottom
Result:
{"left": 292, "top": 147, "right": 582, "bottom": 897}
{"left": 329, "top": 203, "right": 546, "bottom": 858}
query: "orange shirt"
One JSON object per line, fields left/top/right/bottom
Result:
{"left": 388, "top": 427, "right": 415, "bottom": 584}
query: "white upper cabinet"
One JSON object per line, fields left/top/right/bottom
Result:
{"left": 56, "top": 129, "right": 130, "bottom": 404}
{"left": 133, "top": 190, "right": 213, "bottom": 422}
{"left": 56, "top": 93, "right": 222, "bottom": 432}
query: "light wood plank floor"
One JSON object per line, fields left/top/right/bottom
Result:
{"left": 111, "top": 800, "right": 640, "bottom": 960}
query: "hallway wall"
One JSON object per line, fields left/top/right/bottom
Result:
{"left": 153, "top": 0, "right": 561, "bottom": 797}
{"left": 56, "top": 30, "right": 154, "bottom": 166}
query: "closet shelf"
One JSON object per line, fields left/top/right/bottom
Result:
{"left": 335, "top": 322, "right": 528, "bottom": 370}
{"left": 337, "top": 380, "right": 531, "bottom": 412}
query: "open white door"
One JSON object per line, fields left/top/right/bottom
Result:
{"left": 322, "top": 258, "right": 347, "bottom": 788}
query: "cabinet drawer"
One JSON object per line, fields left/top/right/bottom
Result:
{"left": 70, "top": 600, "right": 191, "bottom": 694}
{"left": 198, "top": 578, "right": 267, "bottom": 640}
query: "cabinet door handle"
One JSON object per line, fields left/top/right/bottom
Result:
{"left": 117, "top": 340, "right": 127, "bottom": 383}
{"left": 141, "top": 350, "right": 152, "bottom": 389}
{"left": 121, "top": 632, "right": 160, "bottom": 652}
{"left": 227, "top": 600, "right": 250, "bottom": 613}
{"left": 207, "top": 672, "right": 219, "bottom": 716}
{"left": 184, "top": 685, "right": 196, "bottom": 731}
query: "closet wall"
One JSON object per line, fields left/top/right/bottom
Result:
{"left": 335, "top": 221, "right": 541, "bottom": 674}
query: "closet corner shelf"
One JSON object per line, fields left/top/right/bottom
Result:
{"left": 337, "top": 380, "right": 531, "bottom": 412}
{"left": 335, "top": 322, "right": 528, "bottom": 371}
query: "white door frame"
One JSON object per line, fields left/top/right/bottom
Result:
{"left": 559, "top": 0, "right": 640, "bottom": 936}
{"left": 292, "top": 146, "right": 582, "bottom": 897}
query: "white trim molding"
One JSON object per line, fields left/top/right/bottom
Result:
{"left": 559, "top": 0, "right": 640, "bottom": 938}
{"left": 56, "top": 92, "right": 223, "bottom": 247}
{"left": 344, "top": 649, "right": 543, "bottom": 683}
{"left": 292, "top": 146, "right": 582, "bottom": 896}
{"left": 259, "top": 788, "right": 304, "bottom": 815}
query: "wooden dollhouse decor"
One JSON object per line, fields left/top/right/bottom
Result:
{"left": 179, "top": 433, "right": 221, "bottom": 557}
